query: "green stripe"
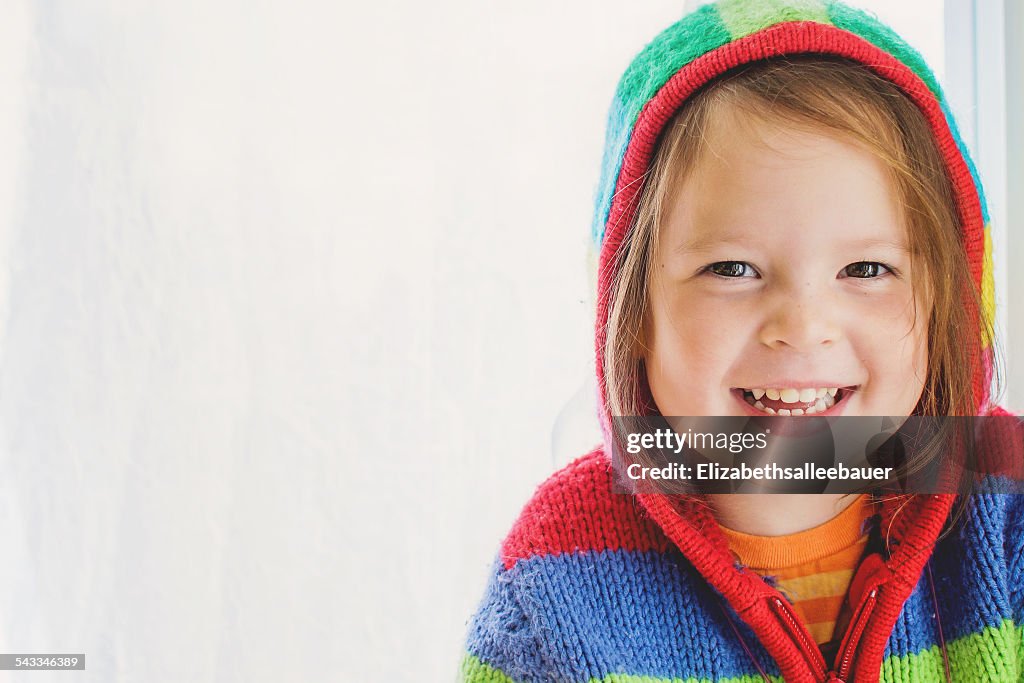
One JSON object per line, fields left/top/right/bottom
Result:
{"left": 589, "top": 674, "right": 785, "bottom": 683}
{"left": 461, "top": 621, "right": 1022, "bottom": 681}
{"left": 880, "top": 618, "right": 1023, "bottom": 681}
{"left": 460, "top": 655, "right": 785, "bottom": 683}
{"left": 825, "top": 0, "right": 943, "bottom": 98}
{"left": 458, "top": 653, "right": 517, "bottom": 683}
{"left": 614, "top": 4, "right": 731, "bottom": 129}
{"left": 716, "top": 0, "right": 831, "bottom": 39}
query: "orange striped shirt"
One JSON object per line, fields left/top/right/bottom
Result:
{"left": 717, "top": 495, "right": 877, "bottom": 645}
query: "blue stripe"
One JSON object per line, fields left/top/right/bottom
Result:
{"left": 883, "top": 485, "right": 1022, "bottom": 660}
{"left": 591, "top": 96, "right": 632, "bottom": 249}
{"left": 939, "top": 99, "right": 990, "bottom": 224}
{"left": 479, "top": 548, "right": 781, "bottom": 680}
{"left": 464, "top": 557, "right": 550, "bottom": 680}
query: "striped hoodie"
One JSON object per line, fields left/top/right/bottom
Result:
{"left": 460, "top": 1, "right": 1024, "bottom": 681}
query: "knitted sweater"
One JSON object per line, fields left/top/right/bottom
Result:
{"left": 461, "top": 1, "right": 1023, "bottom": 681}
{"left": 462, "top": 449, "right": 1024, "bottom": 682}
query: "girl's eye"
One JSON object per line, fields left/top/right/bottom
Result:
{"left": 842, "top": 261, "right": 892, "bottom": 279}
{"left": 706, "top": 261, "right": 758, "bottom": 278}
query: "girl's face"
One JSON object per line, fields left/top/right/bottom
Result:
{"left": 645, "top": 115, "right": 929, "bottom": 418}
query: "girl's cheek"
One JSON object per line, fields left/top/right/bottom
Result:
{"left": 654, "top": 293, "right": 750, "bottom": 363}
{"left": 844, "top": 283, "right": 923, "bottom": 333}
{"left": 658, "top": 285, "right": 743, "bottom": 331}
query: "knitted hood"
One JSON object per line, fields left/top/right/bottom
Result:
{"left": 589, "top": 1, "right": 1000, "bottom": 679}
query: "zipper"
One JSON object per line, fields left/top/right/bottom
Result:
{"left": 769, "top": 596, "right": 827, "bottom": 680}
{"left": 769, "top": 587, "right": 878, "bottom": 682}
{"left": 835, "top": 587, "right": 878, "bottom": 681}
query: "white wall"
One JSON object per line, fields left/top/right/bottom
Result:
{"left": 1007, "top": 0, "right": 1024, "bottom": 412}
{"left": 0, "top": 1, "right": 995, "bottom": 682}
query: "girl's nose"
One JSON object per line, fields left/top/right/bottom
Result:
{"left": 757, "top": 287, "right": 841, "bottom": 352}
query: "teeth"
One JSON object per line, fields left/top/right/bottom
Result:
{"left": 743, "top": 386, "right": 844, "bottom": 415}
{"left": 746, "top": 387, "right": 840, "bottom": 402}
{"left": 780, "top": 388, "right": 800, "bottom": 403}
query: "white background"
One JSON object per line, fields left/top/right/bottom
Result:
{"left": 0, "top": 1, "right": 1015, "bottom": 682}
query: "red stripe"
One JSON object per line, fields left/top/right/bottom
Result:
{"left": 499, "top": 448, "right": 670, "bottom": 570}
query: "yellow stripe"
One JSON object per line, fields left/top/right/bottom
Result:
{"left": 982, "top": 226, "right": 995, "bottom": 348}
{"left": 807, "top": 620, "right": 837, "bottom": 645}
{"left": 748, "top": 536, "right": 867, "bottom": 578}
{"left": 773, "top": 567, "right": 856, "bottom": 601}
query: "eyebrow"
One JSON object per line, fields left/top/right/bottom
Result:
{"left": 843, "top": 238, "right": 913, "bottom": 252}
{"left": 674, "top": 236, "right": 912, "bottom": 254}
{"left": 673, "top": 236, "right": 754, "bottom": 253}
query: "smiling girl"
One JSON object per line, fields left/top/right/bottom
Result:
{"left": 460, "top": 2, "right": 1022, "bottom": 681}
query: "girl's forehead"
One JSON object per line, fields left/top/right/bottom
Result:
{"left": 695, "top": 112, "right": 878, "bottom": 174}
{"left": 665, "top": 119, "right": 907, "bottom": 250}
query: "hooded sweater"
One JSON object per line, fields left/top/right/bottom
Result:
{"left": 460, "top": 1, "right": 1024, "bottom": 681}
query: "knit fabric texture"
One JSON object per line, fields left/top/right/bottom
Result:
{"left": 461, "top": 453, "right": 1024, "bottom": 682}
{"left": 461, "top": 1, "right": 1022, "bottom": 681}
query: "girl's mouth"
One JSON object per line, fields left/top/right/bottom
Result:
{"left": 733, "top": 386, "right": 856, "bottom": 416}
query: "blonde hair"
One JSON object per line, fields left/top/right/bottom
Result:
{"left": 602, "top": 56, "right": 1001, "bottom": 535}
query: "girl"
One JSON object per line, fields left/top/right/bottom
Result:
{"left": 460, "top": 1, "right": 1022, "bottom": 681}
